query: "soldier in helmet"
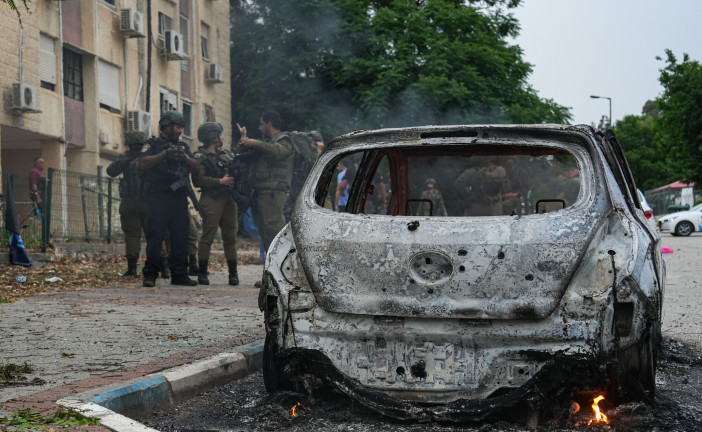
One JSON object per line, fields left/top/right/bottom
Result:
{"left": 138, "top": 110, "right": 200, "bottom": 287}
{"left": 191, "top": 122, "right": 240, "bottom": 286}
{"left": 107, "top": 131, "right": 148, "bottom": 276}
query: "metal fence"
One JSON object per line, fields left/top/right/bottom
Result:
{"left": 46, "top": 168, "right": 122, "bottom": 243}
{"left": 2, "top": 168, "right": 122, "bottom": 250}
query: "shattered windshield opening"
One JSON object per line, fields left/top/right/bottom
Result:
{"left": 317, "top": 145, "right": 580, "bottom": 217}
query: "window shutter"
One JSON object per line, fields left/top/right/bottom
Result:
{"left": 39, "top": 34, "right": 56, "bottom": 85}
{"left": 98, "top": 60, "right": 121, "bottom": 110}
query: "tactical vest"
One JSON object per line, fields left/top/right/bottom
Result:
{"left": 119, "top": 161, "right": 143, "bottom": 200}
{"left": 141, "top": 137, "right": 191, "bottom": 194}
{"left": 253, "top": 133, "right": 294, "bottom": 193}
{"left": 195, "top": 146, "right": 235, "bottom": 197}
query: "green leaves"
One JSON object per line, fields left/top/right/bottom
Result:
{"left": 654, "top": 50, "right": 702, "bottom": 185}
{"left": 230, "top": 0, "right": 570, "bottom": 139}
{"left": 0, "top": 408, "right": 100, "bottom": 429}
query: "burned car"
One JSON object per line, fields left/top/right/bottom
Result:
{"left": 260, "top": 124, "right": 664, "bottom": 422}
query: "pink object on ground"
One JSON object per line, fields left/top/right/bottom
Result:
{"left": 661, "top": 246, "right": 674, "bottom": 254}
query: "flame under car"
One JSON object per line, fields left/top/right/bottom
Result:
{"left": 260, "top": 124, "right": 664, "bottom": 422}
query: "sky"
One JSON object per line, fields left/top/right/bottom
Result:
{"left": 511, "top": 0, "right": 702, "bottom": 126}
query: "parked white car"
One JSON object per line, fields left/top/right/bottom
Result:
{"left": 658, "top": 203, "right": 702, "bottom": 236}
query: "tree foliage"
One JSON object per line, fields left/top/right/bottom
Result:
{"left": 2, "top": 0, "right": 31, "bottom": 24}
{"left": 655, "top": 49, "right": 702, "bottom": 185}
{"left": 230, "top": 0, "right": 571, "bottom": 140}
{"left": 612, "top": 112, "right": 674, "bottom": 190}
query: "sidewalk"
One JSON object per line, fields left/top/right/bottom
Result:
{"left": 0, "top": 259, "right": 266, "bottom": 430}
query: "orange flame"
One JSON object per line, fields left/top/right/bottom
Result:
{"left": 588, "top": 395, "right": 609, "bottom": 425}
{"left": 291, "top": 402, "right": 303, "bottom": 417}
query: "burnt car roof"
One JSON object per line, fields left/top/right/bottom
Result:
{"left": 325, "top": 124, "right": 594, "bottom": 152}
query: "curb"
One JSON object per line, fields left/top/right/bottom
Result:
{"left": 57, "top": 340, "right": 264, "bottom": 432}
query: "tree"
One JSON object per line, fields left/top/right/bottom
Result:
{"left": 2, "top": 0, "right": 31, "bottom": 24}
{"left": 655, "top": 50, "right": 702, "bottom": 185}
{"left": 613, "top": 113, "right": 673, "bottom": 190}
{"left": 230, "top": 0, "right": 571, "bottom": 140}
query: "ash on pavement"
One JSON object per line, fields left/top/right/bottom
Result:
{"left": 142, "top": 338, "right": 702, "bottom": 432}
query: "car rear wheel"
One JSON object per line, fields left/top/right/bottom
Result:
{"left": 610, "top": 323, "right": 659, "bottom": 402}
{"left": 674, "top": 221, "right": 694, "bottom": 237}
{"left": 262, "top": 331, "right": 285, "bottom": 392}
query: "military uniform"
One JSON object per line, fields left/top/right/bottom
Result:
{"left": 192, "top": 141, "right": 239, "bottom": 285}
{"left": 237, "top": 132, "right": 293, "bottom": 250}
{"left": 140, "top": 136, "right": 195, "bottom": 282}
{"left": 107, "top": 133, "right": 169, "bottom": 277}
{"left": 418, "top": 188, "right": 447, "bottom": 216}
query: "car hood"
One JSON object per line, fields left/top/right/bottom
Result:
{"left": 290, "top": 207, "right": 606, "bottom": 320}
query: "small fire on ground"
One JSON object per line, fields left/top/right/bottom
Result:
{"left": 291, "top": 402, "right": 304, "bottom": 418}
{"left": 588, "top": 395, "right": 609, "bottom": 425}
{"left": 571, "top": 394, "right": 610, "bottom": 426}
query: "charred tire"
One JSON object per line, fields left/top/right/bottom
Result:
{"left": 262, "top": 331, "right": 285, "bottom": 392}
{"left": 674, "top": 221, "right": 694, "bottom": 237}
{"left": 610, "top": 322, "right": 659, "bottom": 402}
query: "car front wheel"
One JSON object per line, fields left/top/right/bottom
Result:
{"left": 674, "top": 221, "right": 694, "bottom": 237}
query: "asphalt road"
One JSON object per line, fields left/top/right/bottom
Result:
{"left": 143, "top": 233, "right": 702, "bottom": 431}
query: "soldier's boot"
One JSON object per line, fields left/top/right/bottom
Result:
{"left": 227, "top": 259, "right": 239, "bottom": 286}
{"left": 197, "top": 260, "right": 210, "bottom": 285}
{"left": 143, "top": 275, "right": 156, "bottom": 288}
{"left": 123, "top": 258, "right": 138, "bottom": 277}
{"left": 160, "top": 258, "right": 171, "bottom": 279}
{"left": 188, "top": 255, "right": 199, "bottom": 276}
{"left": 171, "top": 275, "right": 197, "bottom": 286}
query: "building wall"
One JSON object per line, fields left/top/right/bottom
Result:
{"left": 0, "top": 0, "right": 231, "bottom": 189}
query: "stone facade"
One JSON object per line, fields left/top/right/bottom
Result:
{"left": 0, "top": 0, "right": 232, "bottom": 185}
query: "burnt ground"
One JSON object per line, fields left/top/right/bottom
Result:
{"left": 141, "top": 338, "right": 702, "bottom": 432}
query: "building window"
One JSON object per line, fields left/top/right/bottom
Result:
{"left": 200, "top": 22, "right": 210, "bottom": 61}
{"left": 98, "top": 60, "right": 121, "bottom": 113}
{"left": 158, "top": 12, "right": 174, "bottom": 35}
{"left": 100, "top": 0, "right": 116, "bottom": 6}
{"left": 182, "top": 99, "right": 193, "bottom": 138}
{"left": 203, "top": 103, "right": 215, "bottom": 122}
{"left": 63, "top": 48, "right": 83, "bottom": 101}
{"left": 160, "top": 87, "right": 178, "bottom": 114}
{"left": 39, "top": 34, "right": 56, "bottom": 91}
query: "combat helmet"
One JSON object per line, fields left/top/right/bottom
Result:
{"left": 159, "top": 110, "right": 185, "bottom": 127}
{"left": 197, "top": 122, "right": 223, "bottom": 143}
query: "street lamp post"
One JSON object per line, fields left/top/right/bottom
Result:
{"left": 590, "top": 95, "right": 612, "bottom": 129}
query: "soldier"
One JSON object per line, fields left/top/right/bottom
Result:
{"left": 237, "top": 111, "right": 294, "bottom": 287}
{"left": 192, "top": 122, "right": 240, "bottom": 286}
{"left": 138, "top": 110, "right": 200, "bottom": 287}
{"left": 308, "top": 130, "right": 325, "bottom": 155}
{"left": 418, "top": 178, "right": 447, "bottom": 216}
{"left": 106, "top": 132, "right": 148, "bottom": 277}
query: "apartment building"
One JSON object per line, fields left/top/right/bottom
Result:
{"left": 0, "top": 0, "right": 231, "bottom": 183}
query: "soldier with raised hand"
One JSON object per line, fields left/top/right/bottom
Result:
{"left": 192, "top": 122, "right": 240, "bottom": 286}
{"left": 236, "top": 111, "right": 293, "bottom": 251}
{"left": 138, "top": 110, "right": 200, "bottom": 287}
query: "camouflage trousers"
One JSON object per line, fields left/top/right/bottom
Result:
{"left": 119, "top": 199, "right": 148, "bottom": 260}
{"left": 198, "top": 193, "right": 238, "bottom": 261}
{"left": 253, "top": 189, "right": 288, "bottom": 251}
{"left": 119, "top": 199, "right": 170, "bottom": 260}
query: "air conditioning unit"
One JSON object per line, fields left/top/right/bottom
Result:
{"left": 126, "top": 110, "right": 152, "bottom": 136}
{"left": 120, "top": 9, "right": 145, "bottom": 38}
{"left": 205, "top": 63, "right": 224, "bottom": 84}
{"left": 163, "top": 30, "right": 185, "bottom": 60}
{"left": 11, "top": 82, "right": 39, "bottom": 113}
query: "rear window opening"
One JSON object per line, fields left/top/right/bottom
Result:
{"left": 315, "top": 145, "right": 581, "bottom": 217}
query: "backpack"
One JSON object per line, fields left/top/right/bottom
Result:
{"left": 283, "top": 131, "right": 319, "bottom": 220}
